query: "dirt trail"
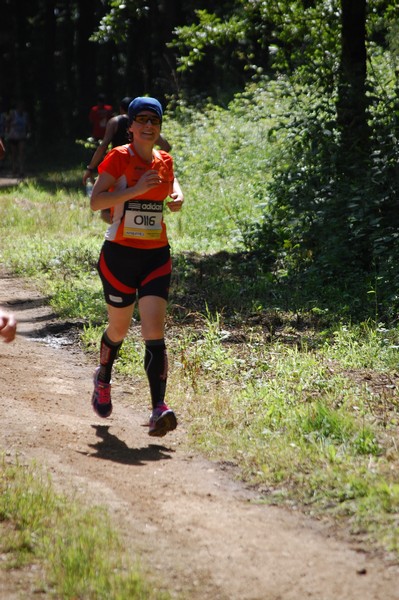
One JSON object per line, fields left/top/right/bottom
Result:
{"left": 1, "top": 271, "right": 398, "bottom": 600}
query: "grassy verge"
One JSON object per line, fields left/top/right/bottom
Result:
{"left": 0, "top": 458, "right": 169, "bottom": 599}
{"left": 167, "top": 316, "right": 399, "bottom": 553}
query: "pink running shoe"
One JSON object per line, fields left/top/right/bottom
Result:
{"left": 91, "top": 367, "right": 112, "bottom": 418}
{"left": 148, "top": 404, "right": 177, "bottom": 437}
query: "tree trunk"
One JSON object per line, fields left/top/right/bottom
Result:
{"left": 336, "top": 0, "right": 369, "bottom": 163}
{"left": 36, "top": 0, "right": 59, "bottom": 143}
{"left": 76, "top": 0, "right": 97, "bottom": 137}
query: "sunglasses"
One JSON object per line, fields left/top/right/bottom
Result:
{"left": 133, "top": 114, "right": 161, "bottom": 126}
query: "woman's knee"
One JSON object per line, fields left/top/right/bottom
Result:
{"left": 106, "top": 307, "right": 135, "bottom": 341}
{"left": 107, "top": 323, "right": 129, "bottom": 341}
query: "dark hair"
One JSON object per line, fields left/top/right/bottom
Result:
{"left": 120, "top": 97, "right": 133, "bottom": 111}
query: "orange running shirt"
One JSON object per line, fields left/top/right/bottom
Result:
{"left": 98, "top": 144, "right": 174, "bottom": 249}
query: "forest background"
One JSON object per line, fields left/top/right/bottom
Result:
{"left": 1, "top": 0, "right": 399, "bottom": 318}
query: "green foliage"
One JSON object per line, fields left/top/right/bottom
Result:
{"left": 170, "top": 10, "right": 247, "bottom": 72}
{"left": 163, "top": 94, "right": 275, "bottom": 254}
{"left": 91, "top": 0, "right": 143, "bottom": 44}
{"left": 165, "top": 0, "right": 399, "bottom": 321}
{"left": 169, "top": 0, "right": 341, "bottom": 89}
{"left": 246, "top": 0, "right": 340, "bottom": 78}
{"left": 240, "top": 53, "right": 399, "bottom": 319}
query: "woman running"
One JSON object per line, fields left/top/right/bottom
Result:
{"left": 90, "top": 96, "right": 184, "bottom": 437}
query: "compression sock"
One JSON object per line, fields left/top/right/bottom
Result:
{"left": 144, "top": 339, "right": 168, "bottom": 409}
{"left": 98, "top": 331, "right": 123, "bottom": 383}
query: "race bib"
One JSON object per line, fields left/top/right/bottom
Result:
{"left": 123, "top": 199, "right": 163, "bottom": 239}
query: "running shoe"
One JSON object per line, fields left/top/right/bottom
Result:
{"left": 148, "top": 404, "right": 177, "bottom": 437}
{"left": 91, "top": 367, "right": 112, "bottom": 418}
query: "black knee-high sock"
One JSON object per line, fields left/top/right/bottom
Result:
{"left": 144, "top": 339, "right": 168, "bottom": 409}
{"left": 98, "top": 332, "right": 122, "bottom": 383}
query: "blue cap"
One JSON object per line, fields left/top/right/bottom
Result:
{"left": 128, "top": 97, "right": 163, "bottom": 123}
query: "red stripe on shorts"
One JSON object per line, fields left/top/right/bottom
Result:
{"left": 140, "top": 258, "right": 172, "bottom": 288}
{"left": 99, "top": 252, "right": 136, "bottom": 294}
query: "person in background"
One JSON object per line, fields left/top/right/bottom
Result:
{"left": 83, "top": 96, "right": 172, "bottom": 223}
{"left": 88, "top": 93, "right": 113, "bottom": 142}
{"left": 0, "top": 137, "right": 5, "bottom": 161}
{"left": 89, "top": 96, "right": 184, "bottom": 437}
{"left": 6, "top": 101, "right": 30, "bottom": 177}
{"left": 0, "top": 309, "right": 17, "bottom": 343}
{"left": 83, "top": 96, "right": 133, "bottom": 187}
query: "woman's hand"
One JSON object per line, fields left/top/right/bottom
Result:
{"left": 167, "top": 192, "right": 184, "bottom": 212}
{"left": 133, "top": 170, "right": 163, "bottom": 196}
{"left": 166, "top": 178, "right": 184, "bottom": 212}
{"left": 0, "top": 310, "right": 17, "bottom": 343}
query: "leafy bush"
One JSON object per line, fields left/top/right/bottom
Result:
{"left": 241, "top": 69, "right": 399, "bottom": 321}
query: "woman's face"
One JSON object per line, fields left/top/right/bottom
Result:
{"left": 129, "top": 111, "right": 161, "bottom": 143}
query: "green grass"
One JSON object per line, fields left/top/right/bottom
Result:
{"left": 168, "top": 316, "right": 399, "bottom": 551}
{"left": 0, "top": 86, "right": 399, "bottom": 590}
{"left": 161, "top": 93, "right": 278, "bottom": 254}
{"left": 0, "top": 458, "right": 169, "bottom": 599}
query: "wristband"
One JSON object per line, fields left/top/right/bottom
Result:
{"left": 86, "top": 166, "right": 96, "bottom": 172}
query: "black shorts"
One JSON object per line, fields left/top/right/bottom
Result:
{"left": 97, "top": 241, "right": 171, "bottom": 307}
